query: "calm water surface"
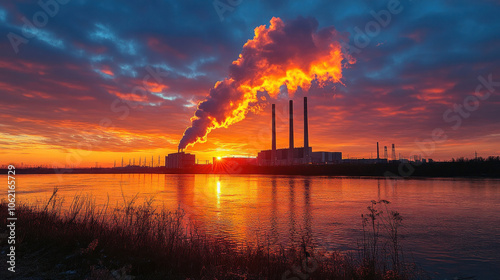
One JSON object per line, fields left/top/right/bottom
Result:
{"left": 8, "top": 174, "right": 500, "bottom": 279}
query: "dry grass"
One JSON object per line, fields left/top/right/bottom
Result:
{"left": 0, "top": 189, "right": 425, "bottom": 280}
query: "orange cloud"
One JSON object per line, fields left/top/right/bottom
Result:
{"left": 179, "top": 17, "right": 352, "bottom": 150}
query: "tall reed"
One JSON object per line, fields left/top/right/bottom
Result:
{"left": 0, "top": 190, "right": 423, "bottom": 279}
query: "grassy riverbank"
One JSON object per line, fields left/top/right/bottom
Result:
{"left": 0, "top": 190, "right": 424, "bottom": 279}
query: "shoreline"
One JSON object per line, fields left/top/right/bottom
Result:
{"left": 3, "top": 160, "right": 500, "bottom": 178}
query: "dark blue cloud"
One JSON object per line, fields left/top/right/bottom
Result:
{"left": 0, "top": 0, "right": 499, "bottom": 158}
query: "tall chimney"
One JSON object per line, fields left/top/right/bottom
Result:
{"left": 392, "top": 144, "right": 396, "bottom": 160}
{"left": 272, "top": 104, "right": 276, "bottom": 165}
{"left": 303, "top": 97, "right": 309, "bottom": 163}
{"left": 384, "top": 146, "right": 388, "bottom": 159}
{"left": 377, "top": 142, "right": 380, "bottom": 159}
{"left": 289, "top": 100, "right": 294, "bottom": 165}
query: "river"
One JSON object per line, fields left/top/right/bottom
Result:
{"left": 8, "top": 174, "right": 500, "bottom": 279}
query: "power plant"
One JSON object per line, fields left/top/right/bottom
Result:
{"left": 165, "top": 152, "right": 196, "bottom": 169}
{"left": 157, "top": 97, "right": 420, "bottom": 169}
{"left": 257, "top": 97, "right": 341, "bottom": 166}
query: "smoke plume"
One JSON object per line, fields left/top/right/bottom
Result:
{"left": 178, "top": 16, "right": 353, "bottom": 150}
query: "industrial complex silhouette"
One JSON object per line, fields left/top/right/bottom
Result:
{"left": 165, "top": 97, "right": 402, "bottom": 169}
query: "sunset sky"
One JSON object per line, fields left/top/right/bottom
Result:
{"left": 1, "top": 0, "right": 499, "bottom": 167}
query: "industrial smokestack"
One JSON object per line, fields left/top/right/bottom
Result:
{"left": 272, "top": 104, "right": 276, "bottom": 165}
{"left": 392, "top": 144, "right": 396, "bottom": 160}
{"left": 377, "top": 142, "right": 380, "bottom": 159}
{"left": 304, "top": 97, "right": 309, "bottom": 163}
{"left": 177, "top": 17, "right": 353, "bottom": 151}
{"left": 384, "top": 146, "right": 388, "bottom": 159}
{"left": 289, "top": 100, "right": 294, "bottom": 165}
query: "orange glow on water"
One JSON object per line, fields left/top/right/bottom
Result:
{"left": 12, "top": 172, "right": 500, "bottom": 271}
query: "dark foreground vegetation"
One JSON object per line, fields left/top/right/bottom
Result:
{"left": 0, "top": 190, "right": 426, "bottom": 279}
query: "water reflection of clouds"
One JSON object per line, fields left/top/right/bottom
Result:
{"left": 18, "top": 174, "right": 500, "bottom": 278}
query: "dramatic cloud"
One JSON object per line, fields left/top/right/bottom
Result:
{"left": 179, "top": 17, "right": 353, "bottom": 150}
{"left": 0, "top": 0, "right": 499, "bottom": 166}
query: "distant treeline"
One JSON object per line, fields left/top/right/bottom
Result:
{"left": 253, "top": 158, "right": 500, "bottom": 178}
{"left": 451, "top": 156, "right": 500, "bottom": 162}
{"left": 3, "top": 157, "right": 499, "bottom": 178}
